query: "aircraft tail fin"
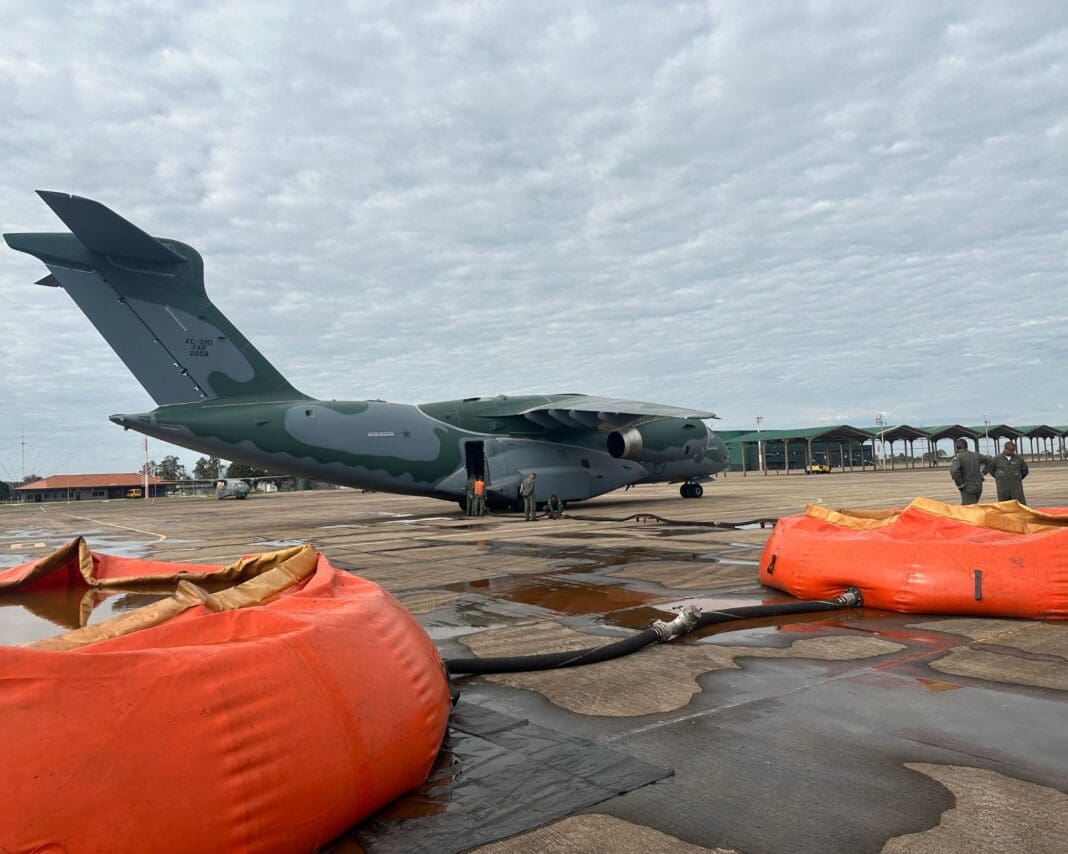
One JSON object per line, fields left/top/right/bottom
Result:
{"left": 4, "top": 192, "right": 305, "bottom": 406}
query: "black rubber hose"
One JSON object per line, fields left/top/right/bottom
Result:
{"left": 692, "top": 599, "right": 842, "bottom": 630}
{"left": 552, "top": 512, "right": 780, "bottom": 529}
{"left": 445, "top": 627, "right": 661, "bottom": 675}
{"left": 444, "top": 595, "right": 855, "bottom": 676}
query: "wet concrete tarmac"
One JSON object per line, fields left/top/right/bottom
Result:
{"left": 1, "top": 464, "right": 1066, "bottom": 851}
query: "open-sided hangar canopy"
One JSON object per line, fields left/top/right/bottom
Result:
{"left": 723, "top": 426, "right": 875, "bottom": 473}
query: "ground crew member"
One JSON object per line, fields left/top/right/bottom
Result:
{"left": 473, "top": 477, "right": 486, "bottom": 517}
{"left": 985, "top": 440, "right": 1029, "bottom": 504}
{"left": 520, "top": 472, "right": 537, "bottom": 521}
{"left": 545, "top": 494, "right": 564, "bottom": 519}
{"left": 949, "top": 438, "right": 992, "bottom": 505}
{"left": 464, "top": 476, "right": 476, "bottom": 516}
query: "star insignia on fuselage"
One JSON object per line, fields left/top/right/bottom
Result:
{"left": 402, "top": 429, "right": 412, "bottom": 439}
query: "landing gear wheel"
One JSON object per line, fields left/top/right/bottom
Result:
{"left": 692, "top": 483, "right": 703, "bottom": 498}
{"left": 680, "top": 483, "right": 692, "bottom": 498}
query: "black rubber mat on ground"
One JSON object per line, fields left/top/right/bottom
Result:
{"left": 343, "top": 701, "right": 670, "bottom": 853}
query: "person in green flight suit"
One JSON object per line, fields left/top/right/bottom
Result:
{"left": 464, "top": 476, "right": 476, "bottom": 517}
{"left": 949, "top": 438, "right": 993, "bottom": 505}
{"left": 519, "top": 472, "right": 537, "bottom": 521}
{"left": 545, "top": 494, "right": 564, "bottom": 519}
{"left": 985, "top": 440, "right": 1029, "bottom": 504}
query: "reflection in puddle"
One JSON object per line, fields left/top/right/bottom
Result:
{"left": 457, "top": 575, "right": 668, "bottom": 617}
{"left": 917, "top": 677, "right": 963, "bottom": 692}
{"left": 2, "top": 528, "right": 154, "bottom": 571}
{"left": 0, "top": 585, "right": 177, "bottom": 646}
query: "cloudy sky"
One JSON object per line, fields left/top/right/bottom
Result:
{"left": 1, "top": 1, "right": 1065, "bottom": 477}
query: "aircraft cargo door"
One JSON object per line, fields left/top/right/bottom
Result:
{"left": 483, "top": 439, "right": 510, "bottom": 485}
{"left": 463, "top": 440, "right": 486, "bottom": 480}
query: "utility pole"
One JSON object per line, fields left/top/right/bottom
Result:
{"left": 756, "top": 415, "right": 765, "bottom": 475}
{"left": 983, "top": 415, "right": 991, "bottom": 456}
{"left": 875, "top": 413, "right": 887, "bottom": 471}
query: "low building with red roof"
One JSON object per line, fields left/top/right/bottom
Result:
{"left": 14, "top": 474, "right": 168, "bottom": 503}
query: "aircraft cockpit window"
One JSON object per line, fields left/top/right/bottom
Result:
{"left": 305, "top": 409, "right": 314, "bottom": 417}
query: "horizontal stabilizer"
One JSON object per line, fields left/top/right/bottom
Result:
{"left": 3, "top": 191, "right": 305, "bottom": 406}
{"left": 36, "top": 191, "right": 185, "bottom": 264}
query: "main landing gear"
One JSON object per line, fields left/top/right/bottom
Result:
{"left": 680, "top": 482, "right": 704, "bottom": 499}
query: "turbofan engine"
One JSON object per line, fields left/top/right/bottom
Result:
{"left": 606, "top": 419, "right": 709, "bottom": 463}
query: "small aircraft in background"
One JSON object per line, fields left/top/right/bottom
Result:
{"left": 5, "top": 192, "right": 729, "bottom": 509}
{"left": 215, "top": 479, "right": 251, "bottom": 500}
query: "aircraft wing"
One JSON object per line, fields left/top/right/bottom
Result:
{"left": 512, "top": 395, "right": 717, "bottom": 431}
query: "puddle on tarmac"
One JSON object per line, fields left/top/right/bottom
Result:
{"left": 457, "top": 574, "right": 670, "bottom": 618}
{"left": 382, "top": 517, "right": 453, "bottom": 525}
{"left": 251, "top": 539, "right": 306, "bottom": 548}
{"left": 420, "top": 598, "right": 533, "bottom": 641}
{"left": 686, "top": 609, "right": 965, "bottom": 651}
{"left": 1, "top": 528, "right": 154, "bottom": 570}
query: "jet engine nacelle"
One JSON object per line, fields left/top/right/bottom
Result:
{"left": 606, "top": 419, "right": 709, "bottom": 463}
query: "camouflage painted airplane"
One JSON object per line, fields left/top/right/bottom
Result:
{"left": 5, "top": 192, "right": 728, "bottom": 510}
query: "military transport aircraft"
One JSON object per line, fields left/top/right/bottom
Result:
{"left": 5, "top": 192, "right": 728, "bottom": 510}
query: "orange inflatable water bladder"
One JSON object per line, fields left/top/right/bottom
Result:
{"left": 759, "top": 498, "right": 1068, "bottom": 620}
{"left": 0, "top": 538, "right": 451, "bottom": 853}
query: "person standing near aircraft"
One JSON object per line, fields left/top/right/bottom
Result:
{"left": 985, "top": 440, "right": 1029, "bottom": 504}
{"left": 473, "top": 477, "right": 486, "bottom": 517}
{"left": 465, "top": 476, "right": 476, "bottom": 517}
{"left": 949, "top": 439, "right": 992, "bottom": 505}
{"left": 520, "top": 472, "right": 537, "bottom": 521}
{"left": 545, "top": 494, "right": 564, "bottom": 519}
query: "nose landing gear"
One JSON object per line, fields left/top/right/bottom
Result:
{"left": 680, "top": 482, "right": 704, "bottom": 499}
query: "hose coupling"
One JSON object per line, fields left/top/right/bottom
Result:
{"left": 652, "top": 605, "right": 703, "bottom": 642}
{"left": 832, "top": 587, "right": 863, "bottom": 608}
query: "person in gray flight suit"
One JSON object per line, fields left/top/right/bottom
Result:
{"left": 520, "top": 472, "right": 537, "bottom": 521}
{"left": 465, "top": 476, "right": 476, "bottom": 517}
{"left": 985, "top": 440, "right": 1029, "bottom": 504}
{"left": 949, "top": 438, "right": 993, "bottom": 505}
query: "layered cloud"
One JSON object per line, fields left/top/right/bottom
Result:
{"left": 1, "top": 1, "right": 1065, "bottom": 474}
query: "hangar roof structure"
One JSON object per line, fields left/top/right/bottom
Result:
{"left": 723, "top": 425, "right": 874, "bottom": 444}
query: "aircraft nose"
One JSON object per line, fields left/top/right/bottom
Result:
{"left": 705, "top": 436, "right": 728, "bottom": 463}
{"left": 109, "top": 412, "right": 155, "bottom": 430}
